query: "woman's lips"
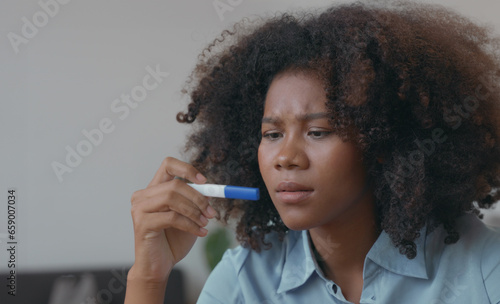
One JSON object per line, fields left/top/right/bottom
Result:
{"left": 275, "top": 181, "right": 313, "bottom": 203}
{"left": 276, "top": 190, "right": 313, "bottom": 203}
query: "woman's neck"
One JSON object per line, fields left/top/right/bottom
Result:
{"left": 308, "top": 189, "right": 380, "bottom": 302}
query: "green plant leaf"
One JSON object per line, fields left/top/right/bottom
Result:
{"left": 204, "top": 227, "right": 232, "bottom": 271}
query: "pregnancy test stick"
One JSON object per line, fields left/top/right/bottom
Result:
{"left": 188, "top": 183, "right": 259, "bottom": 201}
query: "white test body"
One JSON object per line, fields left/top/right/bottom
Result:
{"left": 188, "top": 183, "right": 226, "bottom": 198}
{"left": 187, "top": 183, "right": 260, "bottom": 200}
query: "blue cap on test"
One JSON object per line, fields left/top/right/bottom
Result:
{"left": 224, "top": 185, "right": 260, "bottom": 201}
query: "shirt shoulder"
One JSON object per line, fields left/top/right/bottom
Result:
{"left": 454, "top": 214, "right": 500, "bottom": 269}
{"left": 369, "top": 214, "right": 500, "bottom": 304}
{"left": 433, "top": 214, "right": 500, "bottom": 303}
{"left": 471, "top": 218, "right": 500, "bottom": 303}
{"left": 197, "top": 230, "right": 302, "bottom": 304}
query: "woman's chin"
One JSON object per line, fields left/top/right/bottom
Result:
{"left": 281, "top": 216, "right": 315, "bottom": 231}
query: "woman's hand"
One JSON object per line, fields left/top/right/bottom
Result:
{"left": 125, "top": 157, "right": 217, "bottom": 303}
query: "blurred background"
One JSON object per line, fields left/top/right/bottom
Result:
{"left": 1, "top": 0, "right": 500, "bottom": 303}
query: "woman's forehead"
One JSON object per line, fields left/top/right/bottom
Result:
{"left": 263, "top": 72, "right": 327, "bottom": 116}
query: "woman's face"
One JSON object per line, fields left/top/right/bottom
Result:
{"left": 258, "top": 71, "right": 372, "bottom": 231}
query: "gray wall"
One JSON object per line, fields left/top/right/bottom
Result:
{"left": 2, "top": 0, "right": 500, "bottom": 303}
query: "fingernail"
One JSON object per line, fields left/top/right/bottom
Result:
{"left": 200, "top": 215, "right": 208, "bottom": 226}
{"left": 199, "top": 227, "right": 208, "bottom": 236}
{"left": 196, "top": 173, "right": 206, "bottom": 183}
{"left": 206, "top": 205, "right": 217, "bottom": 217}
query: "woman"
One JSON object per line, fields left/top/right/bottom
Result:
{"left": 125, "top": 1, "right": 500, "bottom": 303}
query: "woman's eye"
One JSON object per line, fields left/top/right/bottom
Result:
{"left": 262, "top": 132, "right": 282, "bottom": 140}
{"left": 308, "top": 130, "right": 331, "bottom": 138}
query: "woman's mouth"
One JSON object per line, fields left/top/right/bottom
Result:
{"left": 275, "top": 182, "right": 314, "bottom": 203}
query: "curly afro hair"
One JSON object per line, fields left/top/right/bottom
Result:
{"left": 176, "top": 0, "right": 500, "bottom": 259}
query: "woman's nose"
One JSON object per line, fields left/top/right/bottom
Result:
{"left": 275, "top": 137, "right": 309, "bottom": 170}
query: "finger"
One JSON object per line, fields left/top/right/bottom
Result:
{"left": 148, "top": 157, "right": 206, "bottom": 188}
{"left": 138, "top": 192, "right": 209, "bottom": 227}
{"left": 141, "top": 211, "right": 208, "bottom": 237}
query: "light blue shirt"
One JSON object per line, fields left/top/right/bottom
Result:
{"left": 197, "top": 214, "right": 500, "bottom": 303}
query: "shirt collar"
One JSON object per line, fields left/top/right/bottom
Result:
{"left": 277, "top": 226, "right": 429, "bottom": 293}
{"left": 366, "top": 226, "right": 429, "bottom": 280}
{"left": 277, "top": 230, "right": 317, "bottom": 293}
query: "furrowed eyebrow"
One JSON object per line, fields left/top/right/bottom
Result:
{"left": 261, "top": 117, "right": 279, "bottom": 124}
{"left": 298, "top": 112, "right": 330, "bottom": 121}
{"left": 261, "top": 112, "right": 329, "bottom": 124}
